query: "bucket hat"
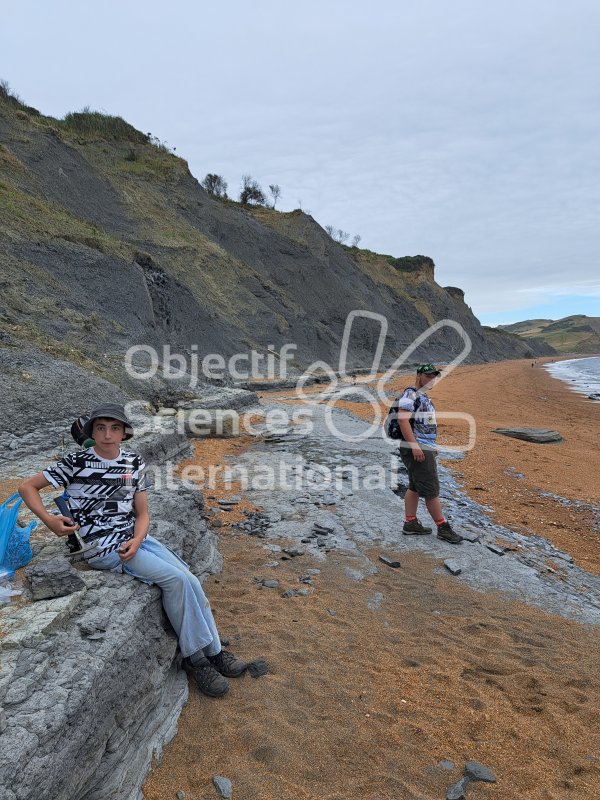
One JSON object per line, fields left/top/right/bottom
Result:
{"left": 82, "top": 403, "right": 134, "bottom": 440}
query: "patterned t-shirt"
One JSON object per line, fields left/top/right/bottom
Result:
{"left": 43, "top": 448, "right": 147, "bottom": 553}
{"left": 397, "top": 387, "right": 437, "bottom": 448}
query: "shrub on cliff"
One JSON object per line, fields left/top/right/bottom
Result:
{"left": 202, "top": 173, "right": 228, "bottom": 198}
{"left": 239, "top": 175, "right": 266, "bottom": 205}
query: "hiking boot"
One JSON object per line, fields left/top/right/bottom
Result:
{"left": 183, "top": 653, "right": 230, "bottom": 697}
{"left": 402, "top": 518, "right": 432, "bottom": 535}
{"left": 436, "top": 521, "right": 463, "bottom": 544}
{"left": 208, "top": 649, "right": 247, "bottom": 678}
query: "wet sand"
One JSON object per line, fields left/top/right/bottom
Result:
{"left": 143, "top": 358, "right": 600, "bottom": 800}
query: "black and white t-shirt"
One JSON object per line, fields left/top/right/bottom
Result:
{"left": 44, "top": 448, "right": 147, "bottom": 551}
{"left": 397, "top": 387, "right": 437, "bottom": 447}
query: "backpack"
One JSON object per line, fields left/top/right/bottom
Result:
{"left": 70, "top": 415, "right": 91, "bottom": 446}
{"left": 384, "top": 389, "right": 421, "bottom": 440}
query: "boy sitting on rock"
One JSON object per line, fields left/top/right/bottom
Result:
{"left": 19, "top": 402, "right": 245, "bottom": 698}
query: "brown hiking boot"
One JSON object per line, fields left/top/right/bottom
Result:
{"left": 403, "top": 518, "right": 432, "bottom": 535}
{"left": 208, "top": 649, "right": 247, "bottom": 678}
{"left": 183, "top": 653, "right": 230, "bottom": 697}
{"left": 436, "top": 521, "right": 463, "bottom": 544}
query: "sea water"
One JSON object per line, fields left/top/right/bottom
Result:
{"left": 545, "top": 356, "right": 600, "bottom": 398}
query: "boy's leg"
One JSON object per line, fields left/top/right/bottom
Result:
{"left": 121, "top": 537, "right": 221, "bottom": 658}
{"left": 424, "top": 495, "right": 444, "bottom": 522}
{"left": 400, "top": 450, "right": 431, "bottom": 534}
{"left": 404, "top": 488, "right": 419, "bottom": 518}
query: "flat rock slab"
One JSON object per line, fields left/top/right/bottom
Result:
{"left": 464, "top": 760, "right": 497, "bottom": 783}
{"left": 444, "top": 559, "right": 462, "bottom": 576}
{"left": 24, "top": 557, "right": 86, "bottom": 601}
{"left": 446, "top": 777, "right": 470, "bottom": 799}
{"left": 379, "top": 555, "right": 401, "bottom": 569}
{"left": 493, "top": 427, "right": 563, "bottom": 444}
{"left": 486, "top": 544, "right": 506, "bottom": 556}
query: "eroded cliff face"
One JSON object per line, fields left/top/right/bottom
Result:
{"left": 0, "top": 96, "right": 553, "bottom": 434}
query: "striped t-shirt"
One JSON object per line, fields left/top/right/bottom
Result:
{"left": 44, "top": 448, "right": 147, "bottom": 553}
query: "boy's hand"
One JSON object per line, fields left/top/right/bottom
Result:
{"left": 47, "top": 515, "right": 79, "bottom": 537}
{"left": 411, "top": 444, "right": 425, "bottom": 462}
{"left": 118, "top": 537, "right": 142, "bottom": 561}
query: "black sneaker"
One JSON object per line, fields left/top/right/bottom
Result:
{"left": 183, "top": 654, "right": 230, "bottom": 697}
{"left": 403, "top": 518, "right": 432, "bottom": 535}
{"left": 436, "top": 521, "right": 463, "bottom": 544}
{"left": 208, "top": 649, "right": 247, "bottom": 678}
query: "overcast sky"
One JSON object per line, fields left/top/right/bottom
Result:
{"left": 3, "top": 0, "right": 599, "bottom": 324}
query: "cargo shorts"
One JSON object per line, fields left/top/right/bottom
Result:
{"left": 398, "top": 447, "right": 440, "bottom": 498}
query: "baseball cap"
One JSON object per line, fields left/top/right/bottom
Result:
{"left": 416, "top": 363, "right": 441, "bottom": 376}
{"left": 82, "top": 403, "right": 134, "bottom": 440}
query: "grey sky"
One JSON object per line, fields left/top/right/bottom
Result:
{"left": 3, "top": 0, "right": 599, "bottom": 323}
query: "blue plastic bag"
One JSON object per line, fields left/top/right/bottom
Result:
{"left": 0, "top": 493, "right": 36, "bottom": 571}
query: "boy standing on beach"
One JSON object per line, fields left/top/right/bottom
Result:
{"left": 395, "top": 365, "right": 463, "bottom": 544}
{"left": 18, "top": 402, "right": 247, "bottom": 698}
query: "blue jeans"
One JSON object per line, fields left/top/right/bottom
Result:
{"left": 87, "top": 535, "right": 221, "bottom": 658}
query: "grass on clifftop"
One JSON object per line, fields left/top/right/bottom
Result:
{"left": 58, "top": 108, "right": 148, "bottom": 143}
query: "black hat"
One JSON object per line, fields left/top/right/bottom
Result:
{"left": 83, "top": 403, "right": 134, "bottom": 440}
{"left": 416, "top": 363, "right": 441, "bottom": 376}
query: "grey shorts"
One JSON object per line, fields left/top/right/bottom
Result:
{"left": 399, "top": 449, "right": 439, "bottom": 498}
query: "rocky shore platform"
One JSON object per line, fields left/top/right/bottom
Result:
{"left": 1, "top": 360, "right": 599, "bottom": 800}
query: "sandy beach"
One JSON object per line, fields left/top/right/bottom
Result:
{"left": 143, "top": 358, "right": 600, "bottom": 800}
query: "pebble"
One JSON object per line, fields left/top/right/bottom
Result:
{"left": 176, "top": 790, "right": 186, "bottom": 800}
{"left": 446, "top": 777, "right": 470, "bottom": 799}
{"left": 260, "top": 579, "right": 279, "bottom": 589}
{"left": 379, "top": 555, "right": 401, "bottom": 569}
{"left": 247, "top": 659, "right": 268, "bottom": 678}
{"left": 444, "top": 559, "right": 462, "bottom": 576}
{"left": 320, "top": 495, "right": 337, "bottom": 506}
{"left": 327, "top": 608, "right": 336, "bottom": 616}
{"left": 212, "top": 775, "right": 233, "bottom": 798}
{"left": 367, "top": 591, "right": 384, "bottom": 610}
{"left": 313, "top": 524, "right": 334, "bottom": 534}
{"left": 464, "top": 760, "right": 497, "bottom": 783}
{"left": 283, "top": 548, "right": 305, "bottom": 557}
{"left": 438, "top": 760, "right": 455, "bottom": 770}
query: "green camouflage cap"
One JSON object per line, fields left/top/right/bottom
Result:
{"left": 416, "top": 363, "right": 441, "bottom": 375}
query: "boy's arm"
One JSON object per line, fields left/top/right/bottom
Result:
{"left": 118, "top": 490, "right": 150, "bottom": 562}
{"left": 18, "top": 473, "right": 79, "bottom": 537}
{"left": 398, "top": 411, "right": 425, "bottom": 461}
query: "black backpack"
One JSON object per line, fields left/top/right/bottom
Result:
{"left": 384, "top": 389, "right": 421, "bottom": 440}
